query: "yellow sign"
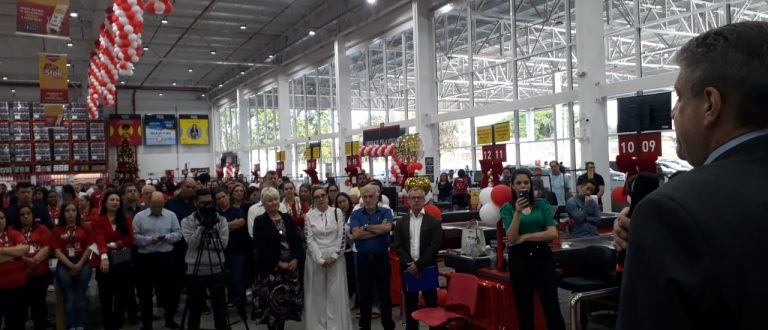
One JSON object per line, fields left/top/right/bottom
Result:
{"left": 469, "top": 188, "right": 481, "bottom": 211}
{"left": 345, "top": 141, "right": 361, "bottom": 156}
{"left": 494, "top": 121, "right": 510, "bottom": 143}
{"left": 179, "top": 115, "right": 209, "bottom": 145}
{"left": 39, "top": 53, "right": 68, "bottom": 103}
{"left": 277, "top": 151, "right": 286, "bottom": 161}
{"left": 305, "top": 147, "right": 311, "bottom": 159}
{"left": 312, "top": 147, "right": 320, "bottom": 159}
{"left": 476, "top": 125, "right": 493, "bottom": 145}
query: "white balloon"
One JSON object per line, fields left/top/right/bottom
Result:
{"left": 116, "top": 9, "right": 126, "bottom": 18}
{"left": 124, "top": 25, "right": 134, "bottom": 34}
{"left": 479, "top": 203, "right": 501, "bottom": 225}
{"left": 131, "top": 55, "right": 139, "bottom": 63}
{"left": 479, "top": 187, "right": 493, "bottom": 205}
{"left": 127, "top": 0, "right": 137, "bottom": 5}
{"left": 155, "top": 3, "right": 165, "bottom": 14}
{"left": 119, "top": 17, "right": 129, "bottom": 26}
{"left": 128, "top": 48, "right": 136, "bottom": 57}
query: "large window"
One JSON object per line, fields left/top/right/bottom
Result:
{"left": 218, "top": 102, "right": 239, "bottom": 152}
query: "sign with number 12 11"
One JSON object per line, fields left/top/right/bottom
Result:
{"left": 618, "top": 132, "right": 662, "bottom": 158}
{"left": 481, "top": 144, "right": 506, "bottom": 162}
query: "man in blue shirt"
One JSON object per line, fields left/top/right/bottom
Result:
{"left": 350, "top": 184, "right": 396, "bottom": 330}
{"left": 214, "top": 188, "right": 250, "bottom": 315}
{"left": 565, "top": 182, "right": 600, "bottom": 238}
{"left": 163, "top": 178, "right": 198, "bottom": 325}
{"left": 133, "top": 192, "right": 183, "bottom": 330}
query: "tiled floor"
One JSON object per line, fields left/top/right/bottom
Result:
{"left": 32, "top": 277, "right": 616, "bottom": 330}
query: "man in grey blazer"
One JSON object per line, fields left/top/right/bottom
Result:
{"left": 393, "top": 187, "right": 443, "bottom": 330}
{"left": 616, "top": 21, "right": 768, "bottom": 329}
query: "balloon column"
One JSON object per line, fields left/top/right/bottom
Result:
{"left": 87, "top": 0, "right": 174, "bottom": 119}
{"left": 477, "top": 184, "right": 513, "bottom": 225}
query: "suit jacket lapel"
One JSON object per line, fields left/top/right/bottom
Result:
{"left": 402, "top": 215, "right": 411, "bottom": 256}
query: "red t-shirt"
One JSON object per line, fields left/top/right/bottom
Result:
{"left": 91, "top": 190, "right": 104, "bottom": 210}
{"left": 0, "top": 229, "right": 29, "bottom": 289}
{"left": 22, "top": 225, "right": 51, "bottom": 276}
{"left": 285, "top": 198, "right": 309, "bottom": 227}
{"left": 51, "top": 224, "right": 93, "bottom": 260}
{"left": 453, "top": 177, "right": 469, "bottom": 195}
{"left": 48, "top": 206, "right": 60, "bottom": 225}
{"left": 92, "top": 214, "right": 134, "bottom": 256}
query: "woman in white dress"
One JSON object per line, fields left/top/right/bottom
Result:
{"left": 304, "top": 186, "right": 353, "bottom": 330}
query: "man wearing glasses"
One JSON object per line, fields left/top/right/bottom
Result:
{"left": 350, "top": 185, "right": 396, "bottom": 330}
{"left": 576, "top": 161, "right": 605, "bottom": 208}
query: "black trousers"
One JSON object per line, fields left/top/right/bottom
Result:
{"left": 25, "top": 272, "right": 50, "bottom": 330}
{"left": 344, "top": 250, "right": 357, "bottom": 299}
{"left": 186, "top": 273, "right": 228, "bottom": 330}
{"left": 0, "top": 286, "right": 27, "bottom": 330}
{"left": 356, "top": 252, "right": 395, "bottom": 330}
{"left": 97, "top": 267, "right": 132, "bottom": 330}
{"left": 126, "top": 246, "right": 140, "bottom": 320}
{"left": 136, "top": 251, "right": 177, "bottom": 327}
{"left": 507, "top": 242, "right": 566, "bottom": 330}
{"left": 401, "top": 271, "right": 438, "bottom": 330}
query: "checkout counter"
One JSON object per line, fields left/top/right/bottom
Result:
{"left": 386, "top": 211, "right": 617, "bottom": 330}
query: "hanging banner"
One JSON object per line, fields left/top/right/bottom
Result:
{"left": 143, "top": 115, "right": 177, "bottom": 146}
{"left": 178, "top": 114, "right": 209, "bottom": 145}
{"left": 108, "top": 114, "right": 142, "bottom": 146}
{"left": 362, "top": 124, "right": 405, "bottom": 145}
{"left": 17, "top": 0, "right": 71, "bottom": 39}
{"left": 38, "top": 53, "right": 68, "bottom": 103}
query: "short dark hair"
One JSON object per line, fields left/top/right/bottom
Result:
{"left": 585, "top": 161, "right": 595, "bottom": 167}
{"left": 213, "top": 188, "right": 228, "bottom": 198}
{"left": 675, "top": 21, "right": 768, "bottom": 128}
{"left": 119, "top": 182, "right": 136, "bottom": 196}
{"left": 195, "top": 188, "right": 213, "bottom": 201}
{"left": 16, "top": 182, "right": 32, "bottom": 190}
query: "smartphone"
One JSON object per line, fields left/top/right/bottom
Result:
{"left": 517, "top": 190, "right": 529, "bottom": 206}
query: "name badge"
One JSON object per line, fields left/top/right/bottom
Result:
{"left": 29, "top": 245, "right": 37, "bottom": 254}
{"left": 68, "top": 247, "right": 75, "bottom": 257}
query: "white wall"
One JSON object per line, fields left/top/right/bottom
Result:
{"left": 111, "top": 90, "right": 214, "bottom": 180}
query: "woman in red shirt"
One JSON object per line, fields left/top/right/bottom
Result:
{"left": 0, "top": 209, "right": 30, "bottom": 330}
{"left": 453, "top": 169, "right": 470, "bottom": 209}
{"left": 92, "top": 190, "right": 134, "bottom": 330}
{"left": 14, "top": 205, "right": 52, "bottom": 330}
{"left": 52, "top": 202, "right": 93, "bottom": 330}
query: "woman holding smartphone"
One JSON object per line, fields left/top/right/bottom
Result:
{"left": 500, "top": 169, "right": 565, "bottom": 330}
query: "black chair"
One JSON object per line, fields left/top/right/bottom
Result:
{"left": 557, "top": 245, "right": 618, "bottom": 330}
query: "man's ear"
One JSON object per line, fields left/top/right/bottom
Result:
{"left": 702, "top": 87, "right": 723, "bottom": 128}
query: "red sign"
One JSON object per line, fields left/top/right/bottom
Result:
{"left": 346, "top": 155, "right": 361, "bottom": 168}
{"left": 17, "top": 0, "right": 71, "bottom": 39}
{"left": 618, "top": 132, "right": 662, "bottom": 158}
{"left": 108, "top": 115, "right": 142, "bottom": 146}
{"left": 307, "top": 159, "right": 317, "bottom": 170}
{"left": 276, "top": 161, "right": 284, "bottom": 171}
{"left": 481, "top": 144, "right": 507, "bottom": 162}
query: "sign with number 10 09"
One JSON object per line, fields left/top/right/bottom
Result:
{"left": 481, "top": 144, "right": 506, "bottom": 162}
{"left": 618, "top": 132, "right": 662, "bottom": 158}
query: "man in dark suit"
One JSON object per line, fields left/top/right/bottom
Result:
{"left": 616, "top": 21, "right": 768, "bottom": 329}
{"left": 393, "top": 187, "right": 443, "bottom": 330}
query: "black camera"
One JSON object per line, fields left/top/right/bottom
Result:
{"left": 198, "top": 202, "right": 219, "bottom": 228}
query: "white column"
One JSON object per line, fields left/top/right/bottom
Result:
{"left": 335, "top": 36, "right": 352, "bottom": 175}
{"left": 236, "top": 87, "right": 250, "bottom": 175}
{"left": 413, "top": 0, "right": 440, "bottom": 180}
{"left": 277, "top": 71, "right": 293, "bottom": 177}
{"left": 576, "top": 0, "right": 610, "bottom": 211}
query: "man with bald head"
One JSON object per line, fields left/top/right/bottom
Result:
{"left": 133, "top": 191, "right": 183, "bottom": 329}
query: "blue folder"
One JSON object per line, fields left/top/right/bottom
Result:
{"left": 404, "top": 266, "right": 439, "bottom": 293}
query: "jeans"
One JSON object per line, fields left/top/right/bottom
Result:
{"left": 226, "top": 254, "right": 247, "bottom": 307}
{"left": 25, "top": 272, "right": 51, "bottom": 330}
{"left": 186, "top": 273, "right": 228, "bottom": 330}
{"left": 356, "top": 252, "right": 395, "bottom": 330}
{"left": 0, "top": 286, "right": 27, "bottom": 330}
{"left": 97, "top": 267, "right": 132, "bottom": 330}
{"left": 55, "top": 258, "right": 92, "bottom": 329}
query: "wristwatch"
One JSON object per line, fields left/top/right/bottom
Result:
{"left": 364, "top": 224, "right": 369, "bottom": 232}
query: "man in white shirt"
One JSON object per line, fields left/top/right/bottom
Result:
{"left": 393, "top": 187, "right": 443, "bottom": 330}
{"left": 549, "top": 160, "right": 571, "bottom": 206}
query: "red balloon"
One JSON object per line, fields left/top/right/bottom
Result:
{"left": 490, "top": 184, "right": 512, "bottom": 206}
{"left": 437, "top": 288, "right": 447, "bottom": 306}
{"left": 145, "top": 2, "right": 156, "bottom": 13}
{"left": 611, "top": 186, "right": 628, "bottom": 204}
{"left": 164, "top": 2, "right": 173, "bottom": 14}
{"left": 424, "top": 204, "right": 442, "bottom": 221}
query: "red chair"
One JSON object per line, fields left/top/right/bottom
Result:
{"left": 411, "top": 273, "right": 479, "bottom": 328}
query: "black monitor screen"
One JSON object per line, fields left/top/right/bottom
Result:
{"left": 617, "top": 92, "right": 672, "bottom": 133}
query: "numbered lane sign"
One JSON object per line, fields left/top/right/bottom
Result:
{"left": 618, "top": 132, "right": 662, "bottom": 158}
{"left": 481, "top": 144, "right": 507, "bottom": 162}
{"left": 346, "top": 155, "right": 361, "bottom": 168}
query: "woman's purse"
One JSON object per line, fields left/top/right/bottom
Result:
{"left": 109, "top": 248, "right": 132, "bottom": 267}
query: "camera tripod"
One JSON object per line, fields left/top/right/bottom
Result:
{"left": 180, "top": 227, "right": 250, "bottom": 330}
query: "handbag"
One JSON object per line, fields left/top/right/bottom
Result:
{"left": 109, "top": 248, "right": 132, "bottom": 267}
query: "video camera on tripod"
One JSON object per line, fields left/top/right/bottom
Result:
{"left": 197, "top": 202, "right": 219, "bottom": 229}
